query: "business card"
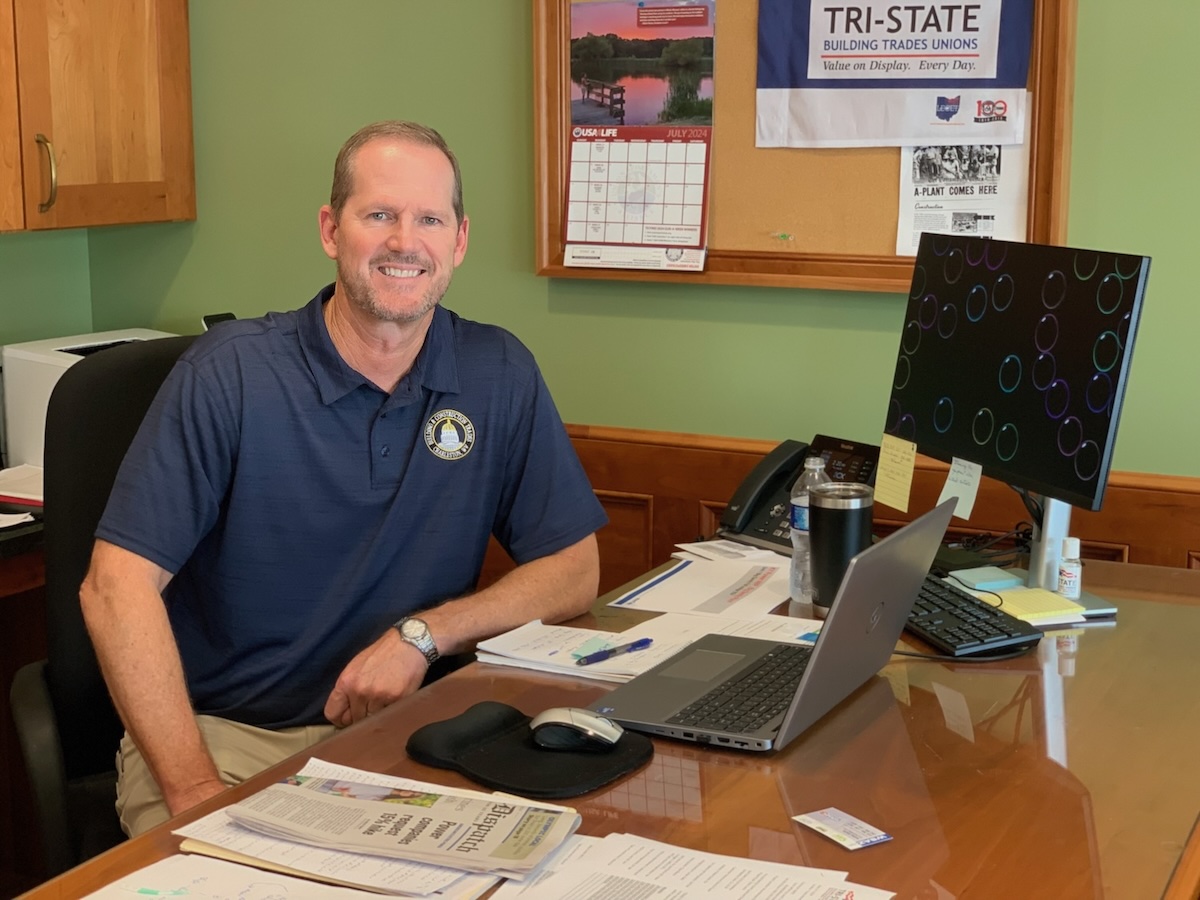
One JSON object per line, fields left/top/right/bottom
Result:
{"left": 793, "top": 807, "right": 893, "bottom": 850}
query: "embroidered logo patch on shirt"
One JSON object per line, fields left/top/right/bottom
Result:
{"left": 424, "top": 409, "right": 476, "bottom": 460}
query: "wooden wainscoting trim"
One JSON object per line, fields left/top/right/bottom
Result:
{"left": 478, "top": 426, "right": 1200, "bottom": 594}
{"left": 566, "top": 424, "right": 777, "bottom": 456}
{"left": 562, "top": 425, "right": 1200, "bottom": 578}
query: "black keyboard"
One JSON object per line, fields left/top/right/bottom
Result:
{"left": 905, "top": 575, "right": 1043, "bottom": 657}
{"left": 667, "top": 644, "right": 812, "bottom": 733}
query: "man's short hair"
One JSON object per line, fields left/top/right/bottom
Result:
{"left": 329, "top": 121, "right": 464, "bottom": 224}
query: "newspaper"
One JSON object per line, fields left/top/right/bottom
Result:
{"left": 225, "top": 774, "right": 580, "bottom": 878}
{"left": 176, "top": 759, "right": 506, "bottom": 897}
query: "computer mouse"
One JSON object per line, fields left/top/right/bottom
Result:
{"left": 529, "top": 707, "right": 624, "bottom": 751}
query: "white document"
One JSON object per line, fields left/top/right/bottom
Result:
{"left": 476, "top": 613, "right": 822, "bottom": 683}
{"left": 175, "top": 759, "right": 501, "bottom": 897}
{"left": 0, "top": 512, "right": 34, "bottom": 528}
{"left": 476, "top": 621, "right": 635, "bottom": 683}
{"left": 673, "top": 539, "right": 783, "bottom": 563}
{"left": 607, "top": 558, "right": 789, "bottom": 618}
{"left": 0, "top": 464, "right": 43, "bottom": 502}
{"left": 492, "top": 832, "right": 885, "bottom": 899}
{"left": 80, "top": 853, "right": 383, "bottom": 898}
{"left": 896, "top": 110, "right": 1031, "bottom": 255}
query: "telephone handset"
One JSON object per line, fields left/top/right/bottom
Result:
{"left": 717, "top": 434, "right": 881, "bottom": 554}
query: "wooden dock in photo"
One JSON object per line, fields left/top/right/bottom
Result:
{"left": 574, "top": 79, "right": 625, "bottom": 125}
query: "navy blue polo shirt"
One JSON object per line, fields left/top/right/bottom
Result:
{"left": 97, "top": 286, "right": 607, "bottom": 728}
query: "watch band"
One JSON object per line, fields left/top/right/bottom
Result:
{"left": 394, "top": 616, "right": 440, "bottom": 667}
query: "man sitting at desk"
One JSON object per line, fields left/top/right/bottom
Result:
{"left": 79, "top": 120, "right": 607, "bottom": 836}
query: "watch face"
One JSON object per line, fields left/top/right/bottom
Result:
{"left": 401, "top": 618, "right": 427, "bottom": 640}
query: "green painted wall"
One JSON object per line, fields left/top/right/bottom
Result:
{"left": 0, "top": 230, "right": 91, "bottom": 343}
{"left": 10, "top": 1, "right": 1199, "bottom": 477}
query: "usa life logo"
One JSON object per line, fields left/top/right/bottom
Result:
{"left": 935, "top": 96, "right": 961, "bottom": 122}
{"left": 973, "top": 99, "right": 1009, "bottom": 123}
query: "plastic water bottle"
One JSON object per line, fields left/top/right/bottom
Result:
{"left": 789, "top": 456, "right": 832, "bottom": 604}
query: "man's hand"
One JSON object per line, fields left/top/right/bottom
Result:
{"left": 323, "top": 535, "right": 599, "bottom": 728}
{"left": 324, "top": 629, "right": 428, "bottom": 727}
{"left": 164, "top": 776, "right": 228, "bottom": 818}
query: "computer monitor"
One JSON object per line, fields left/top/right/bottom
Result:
{"left": 884, "top": 233, "right": 1151, "bottom": 587}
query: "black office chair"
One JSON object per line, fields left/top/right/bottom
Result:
{"left": 10, "top": 334, "right": 196, "bottom": 876}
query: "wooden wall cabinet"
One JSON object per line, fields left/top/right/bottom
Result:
{"left": 0, "top": 0, "right": 195, "bottom": 233}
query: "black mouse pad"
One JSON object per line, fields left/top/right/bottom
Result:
{"left": 405, "top": 700, "right": 653, "bottom": 799}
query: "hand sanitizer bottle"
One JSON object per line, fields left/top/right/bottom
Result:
{"left": 1056, "top": 537, "right": 1082, "bottom": 600}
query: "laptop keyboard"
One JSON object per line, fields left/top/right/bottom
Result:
{"left": 667, "top": 644, "right": 812, "bottom": 733}
{"left": 905, "top": 574, "right": 1044, "bottom": 657}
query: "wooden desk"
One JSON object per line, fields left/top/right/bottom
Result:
{"left": 17, "top": 560, "right": 1200, "bottom": 900}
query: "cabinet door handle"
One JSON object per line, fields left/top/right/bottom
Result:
{"left": 36, "top": 134, "right": 58, "bottom": 212}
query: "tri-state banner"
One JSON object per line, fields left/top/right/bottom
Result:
{"left": 756, "top": 0, "right": 1033, "bottom": 148}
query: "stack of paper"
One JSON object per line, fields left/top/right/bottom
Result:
{"left": 476, "top": 612, "right": 822, "bottom": 683}
{"left": 81, "top": 854, "right": 400, "bottom": 899}
{"left": 490, "top": 832, "right": 894, "bottom": 899}
{"left": 0, "top": 464, "right": 43, "bottom": 506}
{"left": 223, "top": 778, "right": 576, "bottom": 879}
{"left": 607, "top": 556, "right": 790, "bottom": 618}
{"left": 672, "top": 539, "right": 783, "bottom": 563}
{"left": 176, "top": 759, "right": 512, "bottom": 896}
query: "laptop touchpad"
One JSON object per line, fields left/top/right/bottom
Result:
{"left": 662, "top": 650, "right": 744, "bottom": 681}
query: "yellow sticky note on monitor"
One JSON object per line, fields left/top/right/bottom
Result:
{"left": 875, "top": 434, "right": 916, "bottom": 512}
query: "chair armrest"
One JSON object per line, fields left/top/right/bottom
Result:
{"left": 10, "top": 659, "right": 75, "bottom": 875}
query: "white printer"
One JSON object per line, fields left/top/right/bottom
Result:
{"left": 2, "top": 328, "right": 175, "bottom": 468}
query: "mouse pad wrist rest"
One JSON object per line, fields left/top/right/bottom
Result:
{"left": 405, "top": 701, "right": 653, "bottom": 799}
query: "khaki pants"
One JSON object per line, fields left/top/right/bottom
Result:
{"left": 115, "top": 714, "right": 336, "bottom": 836}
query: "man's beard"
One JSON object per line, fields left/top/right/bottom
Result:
{"left": 338, "top": 254, "right": 452, "bottom": 324}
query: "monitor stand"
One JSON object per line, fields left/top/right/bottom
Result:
{"left": 1025, "top": 494, "right": 1071, "bottom": 590}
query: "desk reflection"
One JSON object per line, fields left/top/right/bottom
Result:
{"left": 18, "top": 563, "right": 1200, "bottom": 900}
{"left": 568, "top": 667, "right": 1099, "bottom": 900}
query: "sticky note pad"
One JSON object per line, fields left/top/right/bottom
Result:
{"left": 993, "top": 588, "right": 1086, "bottom": 622}
{"left": 949, "top": 565, "right": 1023, "bottom": 591}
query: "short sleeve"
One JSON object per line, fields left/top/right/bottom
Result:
{"left": 490, "top": 360, "right": 607, "bottom": 564}
{"left": 96, "top": 357, "right": 240, "bottom": 574}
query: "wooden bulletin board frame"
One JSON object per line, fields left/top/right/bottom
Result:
{"left": 534, "top": 0, "right": 1077, "bottom": 293}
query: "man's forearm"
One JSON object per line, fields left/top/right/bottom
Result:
{"left": 80, "top": 541, "right": 225, "bottom": 814}
{"left": 327, "top": 533, "right": 600, "bottom": 726}
{"left": 422, "top": 533, "right": 600, "bottom": 655}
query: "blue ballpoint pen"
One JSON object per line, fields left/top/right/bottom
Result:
{"left": 575, "top": 637, "right": 654, "bottom": 666}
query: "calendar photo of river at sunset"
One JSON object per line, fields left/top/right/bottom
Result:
{"left": 572, "top": 71, "right": 714, "bottom": 126}
{"left": 570, "top": 0, "right": 715, "bottom": 126}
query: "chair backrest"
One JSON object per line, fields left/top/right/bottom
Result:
{"left": 41, "top": 335, "right": 196, "bottom": 781}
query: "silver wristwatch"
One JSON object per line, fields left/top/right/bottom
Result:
{"left": 394, "top": 616, "right": 439, "bottom": 667}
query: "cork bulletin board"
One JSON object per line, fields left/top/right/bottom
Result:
{"left": 534, "top": 0, "right": 1077, "bottom": 292}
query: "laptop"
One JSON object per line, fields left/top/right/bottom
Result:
{"left": 589, "top": 499, "right": 956, "bottom": 752}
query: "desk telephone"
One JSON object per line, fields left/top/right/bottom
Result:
{"left": 717, "top": 435, "right": 880, "bottom": 554}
